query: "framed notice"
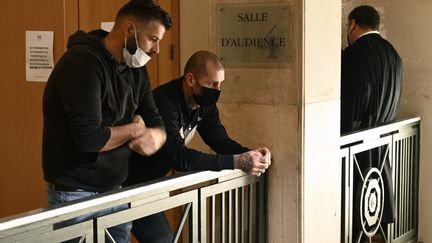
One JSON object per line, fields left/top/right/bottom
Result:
{"left": 216, "top": 3, "right": 290, "bottom": 66}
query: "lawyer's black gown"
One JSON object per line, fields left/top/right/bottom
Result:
{"left": 341, "top": 33, "right": 402, "bottom": 234}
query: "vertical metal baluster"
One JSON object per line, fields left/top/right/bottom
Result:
{"left": 211, "top": 196, "right": 215, "bottom": 243}
{"left": 412, "top": 135, "right": 416, "bottom": 232}
{"left": 241, "top": 186, "right": 245, "bottom": 243}
{"left": 412, "top": 136, "right": 416, "bottom": 231}
{"left": 235, "top": 188, "right": 239, "bottom": 243}
{"left": 390, "top": 140, "right": 398, "bottom": 241}
{"left": 200, "top": 193, "right": 207, "bottom": 243}
{"left": 403, "top": 138, "right": 408, "bottom": 235}
{"left": 395, "top": 140, "right": 400, "bottom": 239}
{"left": 400, "top": 139, "right": 404, "bottom": 237}
{"left": 414, "top": 135, "right": 419, "bottom": 232}
{"left": 387, "top": 140, "right": 393, "bottom": 242}
{"left": 343, "top": 155, "right": 349, "bottom": 243}
{"left": 228, "top": 190, "right": 232, "bottom": 242}
{"left": 349, "top": 151, "right": 354, "bottom": 243}
{"left": 405, "top": 137, "right": 412, "bottom": 232}
{"left": 396, "top": 139, "right": 401, "bottom": 238}
{"left": 400, "top": 139, "right": 404, "bottom": 236}
{"left": 410, "top": 136, "right": 415, "bottom": 231}
{"left": 221, "top": 192, "right": 226, "bottom": 243}
{"left": 258, "top": 178, "right": 266, "bottom": 243}
{"left": 255, "top": 182, "right": 259, "bottom": 243}
{"left": 249, "top": 184, "right": 254, "bottom": 243}
{"left": 407, "top": 136, "right": 412, "bottom": 233}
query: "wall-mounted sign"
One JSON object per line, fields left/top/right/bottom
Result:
{"left": 216, "top": 3, "right": 290, "bottom": 66}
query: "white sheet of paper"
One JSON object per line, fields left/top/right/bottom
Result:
{"left": 25, "top": 31, "right": 54, "bottom": 82}
{"left": 101, "top": 22, "right": 114, "bottom": 32}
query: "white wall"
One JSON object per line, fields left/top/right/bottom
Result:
{"left": 303, "top": 0, "right": 341, "bottom": 242}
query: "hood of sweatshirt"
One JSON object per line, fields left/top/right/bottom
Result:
{"left": 66, "top": 29, "right": 113, "bottom": 60}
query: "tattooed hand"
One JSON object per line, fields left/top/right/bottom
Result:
{"left": 234, "top": 149, "right": 271, "bottom": 176}
{"left": 256, "top": 147, "right": 271, "bottom": 166}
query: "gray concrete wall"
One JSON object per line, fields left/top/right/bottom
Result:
{"left": 342, "top": 1, "right": 432, "bottom": 242}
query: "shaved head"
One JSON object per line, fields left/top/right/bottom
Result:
{"left": 184, "top": 50, "right": 224, "bottom": 78}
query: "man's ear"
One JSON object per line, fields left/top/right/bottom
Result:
{"left": 350, "top": 19, "right": 357, "bottom": 29}
{"left": 122, "top": 21, "right": 134, "bottom": 38}
{"left": 184, "top": 73, "right": 195, "bottom": 87}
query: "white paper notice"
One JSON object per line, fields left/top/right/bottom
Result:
{"left": 101, "top": 22, "right": 114, "bottom": 32}
{"left": 25, "top": 31, "right": 54, "bottom": 82}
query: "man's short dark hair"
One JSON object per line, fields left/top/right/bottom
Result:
{"left": 184, "top": 51, "right": 224, "bottom": 79}
{"left": 116, "top": 0, "right": 172, "bottom": 30}
{"left": 348, "top": 5, "right": 380, "bottom": 30}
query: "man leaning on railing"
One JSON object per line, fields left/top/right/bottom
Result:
{"left": 124, "top": 50, "right": 272, "bottom": 243}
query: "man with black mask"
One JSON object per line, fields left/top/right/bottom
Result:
{"left": 125, "top": 50, "right": 272, "bottom": 242}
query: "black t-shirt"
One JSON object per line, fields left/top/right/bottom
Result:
{"left": 126, "top": 77, "right": 249, "bottom": 184}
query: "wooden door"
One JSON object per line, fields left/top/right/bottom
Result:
{"left": 0, "top": 0, "right": 78, "bottom": 217}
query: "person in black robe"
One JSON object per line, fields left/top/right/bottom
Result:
{"left": 341, "top": 5, "right": 402, "bottom": 241}
{"left": 341, "top": 5, "right": 402, "bottom": 133}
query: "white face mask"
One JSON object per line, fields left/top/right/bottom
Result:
{"left": 122, "top": 26, "right": 151, "bottom": 68}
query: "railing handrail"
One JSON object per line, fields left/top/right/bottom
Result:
{"left": 0, "top": 169, "right": 246, "bottom": 232}
{"left": 340, "top": 116, "right": 421, "bottom": 146}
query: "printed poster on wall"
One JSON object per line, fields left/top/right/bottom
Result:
{"left": 25, "top": 31, "right": 54, "bottom": 82}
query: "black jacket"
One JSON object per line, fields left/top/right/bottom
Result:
{"left": 42, "top": 29, "right": 164, "bottom": 192}
{"left": 126, "top": 77, "right": 249, "bottom": 184}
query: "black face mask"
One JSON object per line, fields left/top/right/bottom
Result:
{"left": 193, "top": 84, "right": 221, "bottom": 107}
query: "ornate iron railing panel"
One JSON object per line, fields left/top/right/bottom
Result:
{"left": 341, "top": 117, "right": 420, "bottom": 243}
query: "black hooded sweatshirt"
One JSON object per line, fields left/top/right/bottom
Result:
{"left": 42, "top": 29, "right": 164, "bottom": 192}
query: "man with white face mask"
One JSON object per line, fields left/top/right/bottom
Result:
{"left": 42, "top": 1, "right": 171, "bottom": 242}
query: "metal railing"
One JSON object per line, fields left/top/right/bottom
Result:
{"left": 0, "top": 170, "right": 265, "bottom": 243}
{"left": 2, "top": 118, "right": 420, "bottom": 243}
{"left": 340, "top": 117, "right": 420, "bottom": 243}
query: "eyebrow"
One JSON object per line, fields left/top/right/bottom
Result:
{"left": 212, "top": 80, "right": 223, "bottom": 85}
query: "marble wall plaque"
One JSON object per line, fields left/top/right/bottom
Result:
{"left": 216, "top": 3, "right": 290, "bottom": 66}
